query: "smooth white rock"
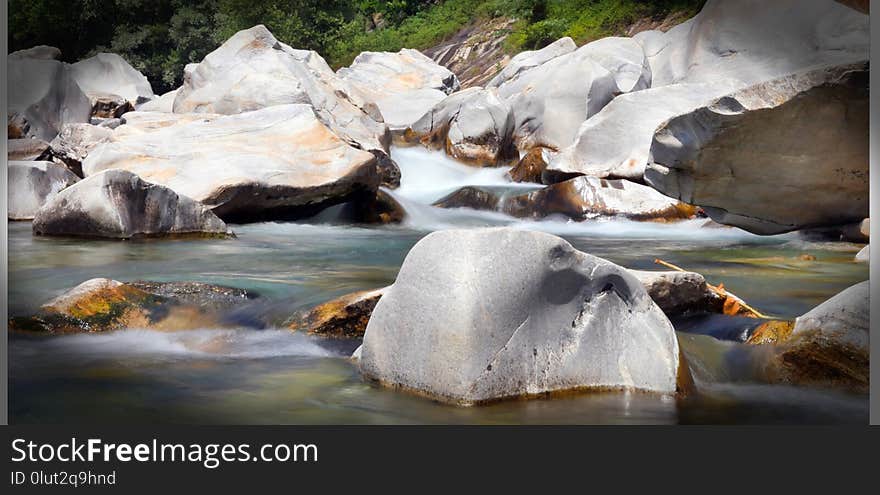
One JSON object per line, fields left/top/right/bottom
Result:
{"left": 358, "top": 228, "right": 681, "bottom": 404}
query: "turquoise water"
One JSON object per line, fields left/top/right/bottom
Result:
{"left": 8, "top": 148, "right": 870, "bottom": 424}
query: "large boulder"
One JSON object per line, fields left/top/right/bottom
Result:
{"left": 172, "top": 25, "right": 389, "bottom": 155}
{"left": 8, "top": 57, "right": 92, "bottom": 141}
{"left": 545, "top": 82, "right": 735, "bottom": 181}
{"left": 32, "top": 169, "right": 229, "bottom": 239}
{"left": 767, "top": 281, "right": 869, "bottom": 392}
{"left": 501, "top": 176, "right": 696, "bottom": 222}
{"left": 546, "top": 0, "right": 868, "bottom": 181}
{"left": 646, "top": 64, "right": 868, "bottom": 234}
{"left": 70, "top": 53, "right": 155, "bottom": 105}
{"left": 404, "top": 87, "right": 517, "bottom": 166}
{"left": 47, "top": 123, "right": 113, "bottom": 177}
{"left": 82, "top": 105, "right": 380, "bottom": 221}
{"left": 357, "top": 228, "right": 687, "bottom": 404}
{"left": 7, "top": 161, "right": 80, "bottom": 220}
{"left": 485, "top": 37, "right": 577, "bottom": 88}
{"left": 497, "top": 36, "right": 651, "bottom": 151}
{"left": 337, "top": 49, "right": 459, "bottom": 131}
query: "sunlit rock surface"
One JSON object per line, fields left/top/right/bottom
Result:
{"left": 338, "top": 48, "right": 459, "bottom": 131}
{"left": 82, "top": 105, "right": 380, "bottom": 222}
{"left": 405, "top": 87, "right": 517, "bottom": 166}
{"left": 172, "top": 25, "right": 389, "bottom": 155}
{"left": 358, "top": 228, "right": 684, "bottom": 404}
{"left": 486, "top": 37, "right": 576, "bottom": 88}
{"left": 547, "top": 0, "right": 868, "bottom": 183}
{"left": 497, "top": 36, "right": 650, "bottom": 151}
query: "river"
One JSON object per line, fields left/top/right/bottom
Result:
{"left": 8, "top": 147, "right": 869, "bottom": 424}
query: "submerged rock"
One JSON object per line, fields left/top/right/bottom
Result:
{"left": 405, "top": 87, "right": 517, "bottom": 166}
{"left": 357, "top": 228, "right": 687, "bottom": 404}
{"left": 646, "top": 64, "right": 868, "bottom": 234}
{"left": 502, "top": 176, "right": 696, "bottom": 222}
{"left": 746, "top": 320, "right": 795, "bottom": 345}
{"left": 82, "top": 104, "right": 380, "bottom": 222}
{"left": 290, "top": 287, "right": 387, "bottom": 339}
{"left": 32, "top": 169, "right": 229, "bottom": 239}
{"left": 7, "top": 161, "right": 80, "bottom": 220}
{"left": 8, "top": 57, "right": 92, "bottom": 141}
{"left": 765, "top": 281, "right": 869, "bottom": 393}
{"left": 338, "top": 48, "right": 459, "bottom": 131}
{"left": 127, "top": 281, "right": 255, "bottom": 311}
{"left": 9, "top": 278, "right": 255, "bottom": 334}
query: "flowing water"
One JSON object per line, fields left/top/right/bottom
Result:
{"left": 8, "top": 147, "right": 869, "bottom": 424}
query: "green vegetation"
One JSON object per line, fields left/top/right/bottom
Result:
{"left": 9, "top": 0, "right": 703, "bottom": 93}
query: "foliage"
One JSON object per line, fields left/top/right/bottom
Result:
{"left": 9, "top": 0, "right": 704, "bottom": 94}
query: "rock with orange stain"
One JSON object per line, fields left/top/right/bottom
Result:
{"left": 289, "top": 287, "right": 387, "bottom": 339}
{"left": 9, "top": 278, "right": 254, "bottom": 334}
{"left": 501, "top": 176, "right": 696, "bottom": 222}
{"left": 404, "top": 87, "right": 517, "bottom": 167}
{"left": 81, "top": 105, "right": 381, "bottom": 222}
{"left": 33, "top": 169, "right": 229, "bottom": 238}
{"left": 762, "top": 281, "right": 869, "bottom": 393}
{"left": 337, "top": 48, "right": 459, "bottom": 131}
{"left": 746, "top": 320, "right": 795, "bottom": 345}
{"left": 508, "top": 147, "right": 549, "bottom": 184}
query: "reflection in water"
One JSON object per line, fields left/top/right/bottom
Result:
{"left": 8, "top": 147, "right": 869, "bottom": 424}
